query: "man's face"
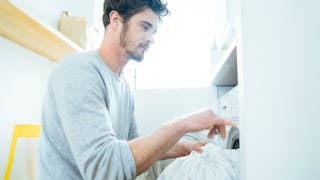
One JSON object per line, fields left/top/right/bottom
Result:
{"left": 119, "top": 8, "right": 159, "bottom": 62}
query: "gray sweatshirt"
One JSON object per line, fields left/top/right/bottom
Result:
{"left": 38, "top": 51, "right": 138, "bottom": 180}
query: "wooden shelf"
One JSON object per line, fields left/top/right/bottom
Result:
{"left": 0, "top": 0, "right": 82, "bottom": 62}
{"left": 211, "top": 37, "right": 238, "bottom": 86}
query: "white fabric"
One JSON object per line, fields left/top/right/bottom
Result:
{"left": 157, "top": 143, "right": 240, "bottom": 180}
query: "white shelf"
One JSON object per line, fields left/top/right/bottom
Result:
{"left": 211, "top": 37, "right": 238, "bottom": 86}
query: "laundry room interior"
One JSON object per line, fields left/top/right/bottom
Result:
{"left": 1, "top": 0, "right": 319, "bottom": 179}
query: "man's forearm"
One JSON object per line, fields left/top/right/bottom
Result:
{"left": 129, "top": 120, "right": 186, "bottom": 175}
{"left": 161, "top": 142, "right": 188, "bottom": 160}
{"left": 128, "top": 109, "right": 236, "bottom": 176}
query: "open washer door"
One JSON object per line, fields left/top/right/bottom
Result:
{"left": 226, "top": 127, "right": 239, "bottom": 149}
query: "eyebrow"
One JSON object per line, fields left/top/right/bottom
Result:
{"left": 141, "top": 21, "right": 154, "bottom": 28}
{"left": 141, "top": 21, "right": 158, "bottom": 33}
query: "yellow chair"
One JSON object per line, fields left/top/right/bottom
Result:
{"left": 4, "top": 124, "right": 41, "bottom": 180}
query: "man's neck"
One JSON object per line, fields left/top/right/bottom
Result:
{"left": 97, "top": 37, "right": 129, "bottom": 77}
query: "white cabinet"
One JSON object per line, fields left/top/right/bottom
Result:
{"left": 210, "top": 0, "right": 240, "bottom": 122}
{"left": 209, "top": 0, "right": 241, "bottom": 154}
{"left": 211, "top": 37, "right": 238, "bottom": 86}
{"left": 211, "top": 41, "right": 239, "bottom": 120}
{"left": 210, "top": 36, "right": 240, "bottom": 151}
{"left": 212, "top": 0, "right": 320, "bottom": 179}
{"left": 239, "top": 0, "right": 320, "bottom": 179}
{"left": 218, "top": 85, "right": 239, "bottom": 120}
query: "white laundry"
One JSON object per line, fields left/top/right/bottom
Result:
{"left": 157, "top": 143, "right": 240, "bottom": 180}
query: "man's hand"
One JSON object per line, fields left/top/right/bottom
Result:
{"left": 162, "top": 141, "right": 208, "bottom": 159}
{"left": 129, "top": 108, "right": 236, "bottom": 175}
{"left": 180, "top": 141, "right": 208, "bottom": 154}
{"left": 177, "top": 109, "right": 237, "bottom": 139}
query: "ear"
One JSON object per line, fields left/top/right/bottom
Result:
{"left": 109, "top": 10, "right": 122, "bottom": 30}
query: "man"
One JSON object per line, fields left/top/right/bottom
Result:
{"left": 38, "top": 0, "right": 236, "bottom": 179}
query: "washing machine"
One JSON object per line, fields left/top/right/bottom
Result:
{"left": 226, "top": 126, "right": 239, "bottom": 149}
{"left": 217, "top": 85, "right": 240, "bottom": 149}
{"left": 208, "top": 123, "right": 239, "bottom": 149}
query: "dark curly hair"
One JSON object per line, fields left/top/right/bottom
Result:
{"left": 102, "top": 0, "right": 169, "bottom": 28}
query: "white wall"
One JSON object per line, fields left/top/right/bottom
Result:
{"left": 239, "top": 0, "right": 320, "bottom": 179}
{"left": 10, "top": 0, "right": 97, "bottom": 28}
{"left": 0, "top": 0, "right": 99, "bottom": 179}
{"left": 0, "top": 37, "right": 54, "bottom": 179}
{"left": 134, "top": 87, "right": 217, "bottom": 136}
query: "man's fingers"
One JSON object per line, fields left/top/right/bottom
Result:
{"left": 219, "top": 126, "right": 227, "bottom": 139}
{"left": 193, "top": 142, "right": 206, "bottom": 153}
{"left": 200, "top": 141, "right": 208, "bottom": 146}
{"left": 194, "top": 147, "right": 203, "bottom": 153}
{"left": 207, "top": 127, "right": 217, "bottom": 138}
{"left": 220, "top": 118, "right": 238, "bottom": 127}
{"left": 207, "top": 115, "right": 238, "bottom": 139}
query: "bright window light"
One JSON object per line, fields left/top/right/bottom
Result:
{"left": 95, "top": 0, "right": 218, "bottom": 89}
{"left": 125, "top": 0, "right": 217, "bottom": 89}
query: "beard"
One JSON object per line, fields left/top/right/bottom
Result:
{"left": 120, "top": 23, "right": 145, "bottom": 62}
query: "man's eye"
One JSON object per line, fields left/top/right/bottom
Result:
{"left": 142, "top": 25, "right": 149, "bottom": 31}
{"left": 153, "top": 29, "right": 157, "bottom": 34}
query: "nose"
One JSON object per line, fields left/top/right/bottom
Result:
{"left": 146, "top": 32, "right": 155, "bottom": 44}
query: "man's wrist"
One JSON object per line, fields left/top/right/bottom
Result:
{"left": 171, "top": 118, "right": 189, "bottom": 136}
{"left": 161, "top": 142, "right": 186, "bottom": 159}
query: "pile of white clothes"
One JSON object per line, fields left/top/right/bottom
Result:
{"left": 157, "top": 143, "right": 240, "bottom": 180}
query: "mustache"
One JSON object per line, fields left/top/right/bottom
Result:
{"left": 138, "top": 43, "right": 150, "bottom": 50}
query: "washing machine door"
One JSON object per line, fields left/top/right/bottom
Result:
{"left": 226, "top": 127, "right": 240, "bottom": 149}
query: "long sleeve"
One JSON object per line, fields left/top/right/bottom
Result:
{"left": 128, "top": 116, "right": 139, "bottom": 140}
{"left": 38, "top": 51, "right": 137, "bottom": 180}
{"left": 128, "top": 96, "right": 139, "bottom": 140}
